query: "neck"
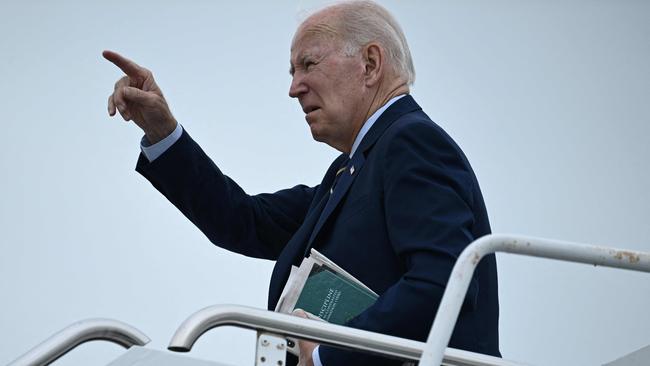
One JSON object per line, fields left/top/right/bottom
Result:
{"left": 368, "top": 83, "right": 410, "bottom": 118}
{"left": 342, "top": 79, "right": 409, "bottom": 153}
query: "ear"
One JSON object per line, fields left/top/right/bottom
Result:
{"left": 363, "top": 43, "right": 384, "bottom": 87}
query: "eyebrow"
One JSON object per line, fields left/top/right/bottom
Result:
{"left": 289, "top": 53, "right": 312, "bottom": 76}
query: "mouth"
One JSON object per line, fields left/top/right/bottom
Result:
{"left": 302, "top": 105, "right": 320, "bottom": 114}
{"left": 303, "top": 106, "right": 320, "bottom": 124}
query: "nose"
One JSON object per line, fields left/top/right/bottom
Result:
{"left": 289, "top": 73, "right": 307, "bottom": 98}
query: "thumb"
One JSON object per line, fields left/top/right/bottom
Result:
{"left": 292, "top": 309, "right": 308, "bottom": 318}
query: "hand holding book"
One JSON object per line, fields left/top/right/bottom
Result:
{"left": 292, "top": 309, "right": 318, "bottom": 366}
{"left": 276, "top": 249, "right": 378, "bottom": 355}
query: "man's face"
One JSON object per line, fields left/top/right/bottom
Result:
{"left": 289, "top": 27, "right": 368, "bottom": 152}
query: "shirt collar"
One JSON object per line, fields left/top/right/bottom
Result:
{"left": 349, "top": 94, "right": 406, "bottom": 158}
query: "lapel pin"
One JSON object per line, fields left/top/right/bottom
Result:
{"left": 350, "top": 165, "right": 355, "bottom": 175}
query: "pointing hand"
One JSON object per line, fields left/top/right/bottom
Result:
{"left": 103, "top": 50, "right": 177, "bottom": 144}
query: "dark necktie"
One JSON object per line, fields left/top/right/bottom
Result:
{"left": 330, "top": 159, "right": 349, "bottom": 195}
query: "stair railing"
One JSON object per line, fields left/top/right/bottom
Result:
{"left": 8, "top": 318, "right": 150, "bottom": 366}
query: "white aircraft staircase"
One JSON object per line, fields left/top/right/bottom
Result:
{"left": 7, "top": 234, "right": 650, "bottom": 366}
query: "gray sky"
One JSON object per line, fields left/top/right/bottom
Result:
{"left": 1, "top": 1, "right": 649, "bottom": 365}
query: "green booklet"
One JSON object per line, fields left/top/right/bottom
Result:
{"left": 294, "top": 263, "right": 378, "bottom": 324}
{"left": 275, "top": 249, "right": 379, "bottom": 355}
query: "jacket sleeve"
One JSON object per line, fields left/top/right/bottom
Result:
{"left": 136, "top": 129, "right": 316, "bottom": 260}
{"left": 318, "top": 120, "right": 481, "bottom": 365}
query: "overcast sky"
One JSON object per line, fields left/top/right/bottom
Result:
{"left": 1, "top": 1, "right": 649, "bottom": 365}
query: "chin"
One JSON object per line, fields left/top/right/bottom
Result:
{"left": 308, "top": 123, "right": 329, "bottom": 144}
{"left": 309, "top": 125, "right": 324, "bottom": 142}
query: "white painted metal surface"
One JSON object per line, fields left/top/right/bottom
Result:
{"left": 7, "top": 318, "right": 150, "bottom": 366}
{"left": 602, "top": 344, "right": 650, "bottom": 366}
{"left": 105, "top": 346, "right": 233, "bottom": 366}
{"left": 419, "top": 234, "right": 650, "bottom": 366}
{"left": 255, "top": 333, "right": 286, "bottom": 366}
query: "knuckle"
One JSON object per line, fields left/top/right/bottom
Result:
{"left": 142, "top": 69, "right": 154, "bottom": 84}
{"left": 152, "top": 95, "right": 166, "bottom": 108}
{"left": 114, "top": 76, "right": 128, "bottom": 89}
{"left": 113, "top": 87, "right": 124, "bottom": 99}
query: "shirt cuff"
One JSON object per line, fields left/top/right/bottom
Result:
{"left": 312, "top": 346, "right": 323, "bottom": 366}
{"left": 140, "top": 123, "right": 183, "bottom": 162}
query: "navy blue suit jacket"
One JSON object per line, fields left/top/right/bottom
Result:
{"left": 136, "top": 95, "right": 500, "bottom": 364}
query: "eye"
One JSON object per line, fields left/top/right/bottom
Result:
{"left": 304, "top": 60, "right": 317, "bottom": 70}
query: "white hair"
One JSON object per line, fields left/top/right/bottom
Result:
{"left": 312, "top": 1, "right": 416, "bottom": 85}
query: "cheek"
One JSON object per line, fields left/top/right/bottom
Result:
{"left": 329, "top": 95, "right": 353, "bottom": 117}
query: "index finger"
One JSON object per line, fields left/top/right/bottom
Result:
{"left": 102, "top": 50, "right": 144, "bottom": 77}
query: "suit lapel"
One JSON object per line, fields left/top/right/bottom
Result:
{"left": 267, "top": 168, "right": 338, "bottom": 308}
{"left": 305, "top": 153, "right": 366, "bottom": 253}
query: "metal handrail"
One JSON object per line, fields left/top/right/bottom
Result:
{"left": 419, "top": 234, "right": 650, "bottom": 366}
{"left": 167, "top": 304, "right": 523, "bottom": 366}
{"left": 8, "top": 318, "right": 150, "bottom": 366}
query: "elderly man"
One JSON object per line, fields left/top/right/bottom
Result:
{"left": 104, "top": 1, "right": 500, "bottom": 365}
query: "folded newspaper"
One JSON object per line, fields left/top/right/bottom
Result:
{"left": 275, "top": 248, "right": 378, "bottom": 355}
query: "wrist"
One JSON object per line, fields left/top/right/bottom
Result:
{"left": 144, "top": 118, "right": 178, "bottom": 144}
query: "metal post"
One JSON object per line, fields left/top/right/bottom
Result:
{"left": 167, "top": 304, "right": 521, "bottom": 366}
{"left": 8, "top": 318, "right": 150, "bottom": 366}
{"left": 419, "top": 234, "right": 650, "bottom": 366}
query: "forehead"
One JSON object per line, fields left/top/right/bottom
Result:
{"left": 291, "top": 11, "right": 342, "bottom": 57}
{"left": 291, "top": 27, "right": 338, "bottom": 58}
